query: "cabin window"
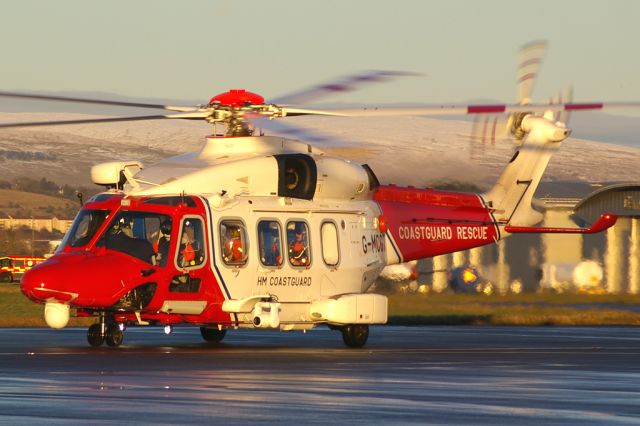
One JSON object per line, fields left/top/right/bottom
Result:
{"left": 258, "top": 220, "right": 283, "bottom": 267}
{"left": 321, "top": 221, "right": 340, "bottom": 266}
{"left": 219, "top": 220, "right": 248, "bottom": 266}
{"left": 177, "top": 217, "right": 206, "bottom": 268}
{"left": 286, "top": 221, "right": 311, "bottom": 267}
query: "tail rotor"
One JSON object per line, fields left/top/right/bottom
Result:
{"left": 471, "top": 40, "right": 548, "bottom": 155}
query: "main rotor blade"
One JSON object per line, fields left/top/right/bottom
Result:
{"left": 249, "top": 115, "right": 348, "bottom": 147}
{"left": 0, "top": 91, "right": 196, "bottom": 112}
{"left": 280, "top": 107, "right": 347, "bottom": 117}
{"left": 270, "top": 70, "right": 419, "bottom": 105}
{"left": 320, "top": 101, "right": 640, "bottom": 117}
{"left": 0, "top": 111, "right": 211, "bottom": 129}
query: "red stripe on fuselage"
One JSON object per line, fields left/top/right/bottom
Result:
{"left": 374, "top": 186, "right": 498, "bottom": 262}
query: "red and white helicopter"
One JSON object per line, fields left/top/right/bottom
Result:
{"left": 2, "top": 68, "right": 635, "bottom": 348}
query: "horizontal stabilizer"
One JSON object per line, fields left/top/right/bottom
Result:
{"left": 504, "top": 213, "right": 616, "bottom": 234}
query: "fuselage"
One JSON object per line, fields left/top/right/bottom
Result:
{"left": 20, "top": 135, "right": 501, "bottom": 330}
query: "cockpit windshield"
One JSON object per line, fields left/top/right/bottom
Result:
{"left": 98, "top": 211, "right": 172, "bottom": 264}
{"left": 58, "top": 209, "right": 110, "bottom": 251}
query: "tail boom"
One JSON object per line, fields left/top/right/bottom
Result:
{"left": 374, "top": 185, "right": 499, "bottom": 264}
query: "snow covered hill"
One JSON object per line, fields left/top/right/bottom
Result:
{"left": 1, "top": 112, "right": 638, "bottom": 187}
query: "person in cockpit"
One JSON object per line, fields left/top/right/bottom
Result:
{"left": 155, "top": 220, "right": 172, "bottom": 267}
{"left": 107, "top": 217, "right": 156, "bottom": 264}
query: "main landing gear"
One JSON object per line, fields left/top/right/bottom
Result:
{"left": 200, "top": 326, "right": 227, "bottom": 343}
{"left": 341, "top": 324, "right": 369, "bottom": 348}
{"left": 87, "top": 313, "right": 124, "bottom": 347}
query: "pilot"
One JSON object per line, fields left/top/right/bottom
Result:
{"left": 155, "top": 220, "right": 172, "bottom": 267}
{"left": 288, "top": 223, "right": 309, "bottom": 266}
{"left": 108, "top": 217, "right": 156, "bottom": 264}
{"left": 223, "top": 226, "right": 244, "bottom": 264}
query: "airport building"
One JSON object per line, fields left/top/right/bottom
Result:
{"left": 423, "top": 181, "right": 640, "bottom": 294}
{"left": 0, "top": 216, "right": 73, "bottom": 234}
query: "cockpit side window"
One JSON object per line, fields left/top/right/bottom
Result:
{"left": 59, "top": 209, "right": 109, "bottom": 251}
{"left": 177, "top": 218, "right": 206, "bottom": 269}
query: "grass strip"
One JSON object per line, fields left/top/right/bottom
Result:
{"left": 388, "top": 294, "right": 640, "bottom": 326}
{"left": 3, "top": 284, "right": 640, "bottom": 327}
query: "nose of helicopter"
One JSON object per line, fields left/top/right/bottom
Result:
{"left": 21, "top": 251, "right": 142, "bottom": 307}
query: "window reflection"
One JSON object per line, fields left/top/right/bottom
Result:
{"left": 59, "top": 210, "right": 109, "bottom": 250}
{"left": 258, "top": 220, "right": 282, "bottom": 267}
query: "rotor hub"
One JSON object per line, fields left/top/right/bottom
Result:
{"left": 209, "top": 90, "right": 265, "bottom": 108}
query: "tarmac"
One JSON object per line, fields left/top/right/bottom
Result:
{"left": 1, "top": 326, "right": 639, "bottom": 425}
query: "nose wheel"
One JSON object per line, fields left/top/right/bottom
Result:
{"left": 105, "top": 323, "right": 124, "bottom": 347}
{"left": 87, "top": 314, "right": 124, "bottom": 347}
{"left": 87, "top": 323, "right": 105, "bottom": 347}
{"left": 341, "top": 324, "right": 369, "bottom": 348}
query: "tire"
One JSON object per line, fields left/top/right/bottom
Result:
{"left": 341, "top": 324, "right": 369, "bottom": 348}
{"left": 87, "top": 324, "right": 105, "bottom": 347}
{"left": 105, "top": 323, "right": 124, "bottom": 347}
{"left": 0, "top": 272, "right": 12, "bottom": 283}
{"left": 200, "top": 326, "right": 227, "bottom": 343}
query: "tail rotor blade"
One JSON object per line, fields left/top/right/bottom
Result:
{"left": 517, "top": 40, "right": 547, "bottom": 104}
{"left": 556, "top": 86, "right": 574, "bottom": 125}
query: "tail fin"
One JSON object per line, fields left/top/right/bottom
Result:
{"left": 482, "top": 115, "right": 570, "bottom": 227}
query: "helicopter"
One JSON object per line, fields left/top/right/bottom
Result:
{"left": 2, "top": 69, "right": 635, "bottom": 348}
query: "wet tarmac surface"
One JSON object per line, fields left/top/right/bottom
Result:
{"left": 1, "top": 326, "right": 640, "bottom": 425}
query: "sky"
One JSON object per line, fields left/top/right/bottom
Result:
{"left": 2, "top": 0, "right": 639, "bottom": 108}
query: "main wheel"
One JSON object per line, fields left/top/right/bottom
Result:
{"left": 87, "top": 323, "right": 105, "bottom": 347}
{"left": 105, "top": 323, "right": 124, "bottom": 347}
{"left": 200, "top": 326, "right": 227, "bottom": 343}
{"left": 341, "top": 324, "right": 369, "bottom": 348}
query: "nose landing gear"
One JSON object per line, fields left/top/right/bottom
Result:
{"left": 87, "top": 323, "right": 105, "bottom": 347}
{"left": 87, "top": 313, "right": 124, "bottom": 347}
{"left": 341, "top": 324, "right": 369, "bottom": 348}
